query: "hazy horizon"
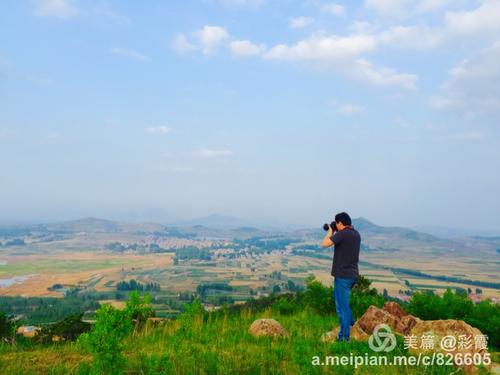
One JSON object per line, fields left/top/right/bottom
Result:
{"left": 2, "top": 210, "right": 500, "bottom": 238}
{"left": 1, "top": 1, "right": 499, "bottom": 232}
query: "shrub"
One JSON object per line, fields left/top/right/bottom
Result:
{"left": 77, "top": 304, "right": 133, "bottom": 374}
{"left": 40, "top": 313, "right": 91, "bottom": 342}
{"left": 0, "top": 311, "right": 15, "bottom": 340}
{"left": 271, "top": 296, "right": 296, "bottom": 315}
{"left": 301, "top": 275, "right": 335, "bottom": 315}
{"left": 125, "top": 291, "right": 154, "bottom": 330}
{"left": 407, "top": 289, "right": 500, "bottom": 348}
{"left": 350, "top": 275, "right": 385, "bottom": 318}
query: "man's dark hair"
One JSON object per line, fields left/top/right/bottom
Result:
{"left": 335, "top": 212, "right": 352, "bottom": 226}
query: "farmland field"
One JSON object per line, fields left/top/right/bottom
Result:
{"left": 0, "top": 217, "right": 498, "bottom": 318}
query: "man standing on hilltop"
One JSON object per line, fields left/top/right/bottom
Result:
{"left": 321, "top": 212, "right": 361, "bottom": 342}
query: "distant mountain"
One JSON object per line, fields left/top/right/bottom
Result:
{"left": 412, "top": 225, "right": 500, "bottom": 238}
{"left": 172, "top": 214, "right": 258, "bottom": 229}
{"left": 43, "top": 217, "right": 166, "bottom": 233}
{"left": 44, "top": 217, "right": 121, "bottom": 233}
{"left": 107, "top": 208, "right": 177, "bottom": 225}
{"left": 353, "top": 217, "right": 439, "bottom": 242}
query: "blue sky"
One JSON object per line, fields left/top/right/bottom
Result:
{"left": 1, "top": 0, "right": 499, "bottom": 230}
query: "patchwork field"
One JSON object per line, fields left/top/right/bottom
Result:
{"left": 0, "top": 217, "right": 498, "bottom": 316}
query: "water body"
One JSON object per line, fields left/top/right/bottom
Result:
{"left": 0, "top": 274, "right": 35, "bottom": 287}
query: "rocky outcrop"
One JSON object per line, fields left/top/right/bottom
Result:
{"left": 409, "top": 319, "right": 489, "bottom": 374}
{"left": 321, "top": 302, "right": 491, "bottom": 374}
{"left": 248, "top": 319, "right": 289, "bottom": 338}
{"left": 356, "top": 305, "right": 400, "bottom": 334}
{"left": 396, "top": 314, "right": 420, "bottom": 335}
{"left": 323, "top": 302, "right": 420, "bottom": 341}
{"left": 382, "top": 301, "right": 406, "bottom": 319}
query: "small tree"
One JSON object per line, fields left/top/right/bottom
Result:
{"left": 302, "top": 275, "right": 335, "bottom": 314}
{"left": 78, "top": 305, "right": 133, "bottom": 374}
{"left": 42, "top": 313, "right": 91, "bottom": 342}
{"left": 125, "top": 291, "right": 154, "bottom": 331}
{"left": 0, "top": 311, "right": 15, "bottom": 341}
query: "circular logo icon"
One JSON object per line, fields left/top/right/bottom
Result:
{"left": 368, "top": 324, "right": 397, "bottom": 352}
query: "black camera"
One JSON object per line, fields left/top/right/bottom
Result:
{"left": 323, "top": 221, "right": 337, "bottom": 232}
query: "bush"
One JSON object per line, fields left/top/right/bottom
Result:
{"left": 350, "top": 275, "right": 385, "bottom": 318}
{"left": 0, "top": 311, "right": 15, "bottom": 340}
{"left": 78, "top": 305, "right": 133, "bottom": 374}
{"left": 271, "top": 296, "right": 296, "bottom": 315}
{"left": 301, "top": 275, "right": 335, "bottom": 315}
{"left": 407, "top": 289, "right": 500, "bottom": 348}
{"left": 125, "top": 291, "right": 154, "bottom": 330}
{"left": 40, "top": 313, "right": 91, "bottom": 342}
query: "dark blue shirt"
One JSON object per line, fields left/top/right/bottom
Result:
{"left": 329, "top": 227, "right": 361, "bottom": 278}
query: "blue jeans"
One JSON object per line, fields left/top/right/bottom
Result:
{"left": 333, "top": 277, "right": 356, "bottom": 341}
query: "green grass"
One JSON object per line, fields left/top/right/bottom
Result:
{"left": 0, "top": 259, "right": 145, "bottom": 277}
{"left": 0, "top": 306, "right": 469, "bottom": 375}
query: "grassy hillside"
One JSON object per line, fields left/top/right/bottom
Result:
{"left": 0, "top": 304, "right": 461, "bottom": 375}
{"left": 3, "top": 277, "right": 498, "bottom": 374}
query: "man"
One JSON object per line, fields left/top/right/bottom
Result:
{"left": 321, "top": 212, "right": 361, "bottom": 342}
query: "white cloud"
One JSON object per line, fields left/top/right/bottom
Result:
{"left": 264, "top": 34, "right": 376, "bottom": 61}
{"left": 34, "top": 0, "right": 79, "bottom": 18}
{"left": 217, "top": 0, "right": 264, "bottom": 8}
{"left": 321, "top": 3, "right": 345, "bottom": 16}
{"left": 196, "top": 25, "right": 229, "bottom": 54}
{"left": 433, "top": 41, "right": 500, "bottom": 119}
{"left": 349, "top": 21, "right": 376, "bottom": 34}
{"left": 350, "top": 59, "right": 417, "bottom": 89}
{"left": 172, "top": 34, "right": 197, "bottom": 54}
{"left": 289, "top": 16, "right": 314, "bottom": 29}
{"left": 374, "top": 1, "right": 500, "bottom": 50}
{"left": 444, "top": 1, "right": 500, "bottom": 37}
{"left": 174, "top": 24, "right": 419, "bottom": 89}
{"left": 337, "top": 104, "right": 364, "bottom": 115}
{"left": 145, "top": 126, "right": 172, "bottom": 134}
{"left": 364, "top": 0, "right": 452, "bottom": 18}
{"left": 263, "top": 34, "right": 416, "bottom": 89}
{"left": 377, "top": 24, "right": 444, "bottom": 49}
{"left": 364, "top": 0, "right": 413, "bottom": 18}
{"left": 174, "top": 25, "right": 229, "bottom": 55}
{"left": 111, "top": 48, "right": 151, "bottom": 62}
{"left": 191, "top": 149, "right": 233, "bottom": 158}
{"left": 229, "top": 40, "right": 263, "bottom": 56}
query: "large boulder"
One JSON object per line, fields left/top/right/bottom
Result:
{"left": 396, "top": 314, "right": 421, "bottom": 335}
{"left": 320, "top": 303, "right": 490, "bottom": 374}
{"left": 382, "top": 301, "right": 406, "bottom": 319}
{"left": 248, "top": 319, "right": 289, "bottom": 338}
{"left": 355, "top": 304, "right": 421, "bottom": 336}
{"left": 409, "top": 319, "right": 490, "bottom": 374}
{"left": 356, "top": 305, "right": 400, "bottom": 334}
